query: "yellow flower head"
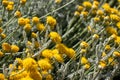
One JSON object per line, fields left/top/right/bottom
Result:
{"left": 105, "top": 26, "right": 117, "bottom": 35}
{"left": 36, "top": 23, "right": 45, "bottom": 31}
{"left": 0, "top": 33, "right": 6, "bottom": 39}
{"left": 24, "top": 24, "right": 32, "bottom": 32}
{"left": 53, "top": 52, "right": 64, "bottom": 63}
{"left": 105, "top": 45, "right": 111, "bottom": 51}
{"left": 18, "top": 17, "right": 26, "bottom": 26}
{"left": 34, "top": 41, "right": 40, "bottom": 48}
{"left": 49, "top": 32, "right": 62, "bottom": 43}
{"left": 92, "top": 34, "right": 99, "bottom": 39}
{"left": 77, "top": 5, "right": 84, "bottom": 12}
{"left": 32, "top": 16, "right": 39, "bottom": 24}
{"left": 102, "top": 52, "right": 106, "bottom": 57}
{"left": 0, "top": 73, "right": 5, "bottom": 80}
{"left": 0, "top": 51, "right": 4, "bottom": 57}
{"left": 25, "top": 18, "right": 30, "bottom": 24}
{"left": 55, "top": 0, "right": 62, "bottom": 4}
{"left": 74, "top": 11, "right": 80, "bottom": 16}
{"left": 66, "top": 48, "right": 76, "bottom": 58}
{"left": 110, "top": 14, "right": 120, "bottom": 22}
{"left": 42, "top": 49, "right": 53, "bottom": 59}
{"left": 38, "top": 58, "right": 52, "bottom": 71}
{"left": 6, "top": 4, "right": 14, "bottom": 11}
{"left": 23, "top": 57, "right": 38, "bottom": 71}
{"left": 2, "top": 42, "right": 11, "bottom": 52}
{"left": 102, "top": 3, "right": 111, "bottom": 13}
{"left": 0, "top": 27, "right": 3, "bottom": 34}
{"left": 28, "top": 71, "right": 42, "bottom": 80}
{"left": 108, "top": 57, "right": 115, "bottom": 66}
{"left": 42, "top": 71, "right": 53, "bottom": 80}
{"left": 31, "top": 32, "right": 37, "bottom": 38}
{"left": 14, "top": 11, "right": 22, "bottom": 18}
{"left": 2, "top": 0, "right": 9, "bottom": 6}
{"left": 20, "top": 76, "right": 33, "bottom": 80}
{"left": 46, "top": 16, "right": 57, "bottom": 28}
{"left": 97, "top": 10, "right": 104, "bottom": 16}
{"left": 11, "top": 45, "right": 19, "bottom": 53}
{"left": 20, "top": 0, "right": 27, "bottom": 5}
{"left": 113, "top": 51, "right": 120, "bottom": 57}
{"left": 81, "top": 57, "right": 89, "bottom": 65}
{"left": 115, "top": 36, "right": 120, "bottom": 44}
{"left": 83, "top": 63, "right": 90, "bottom": 70}
{"left": 55, "top": 43, "right": 68, "bottom": 54}
{"left": 98, "top": 61, "right": 106, "bottom": 69}
{"left": 116, "top": 22, "right": 120, "bottom": 29}
{"left": 83, "top": 1, "right": 92, "bottom": 9}
{"left": 80, "top": 41, "right": 89, "bottom": 49}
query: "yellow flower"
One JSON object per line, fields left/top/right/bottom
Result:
{"left": 46, "top": 16, "right": 57, "bottom": 28}
{"left": 38, "top": 58, "right": 53, "bottom": 71}
{"left": 36, "top": 23, "right": 45, "bottom": 31}
{"left": 20, "top": 76, "right": 33, "bottom": 80}
{"left": 81, "top": 57, "right": 89, "bottom": 65}
{"left": 6, "top": 4, "right": 14, "bottom": 11}
{"left": 108, "top": 57, "right": 115, "bottom": 66}
{"left": 20, "top": 0, "right": 27, "bottom": 5}
{"left": 77, "top": 5, "right": 84, "bottom": 12}
{"left": 116, "top": 22, "right": 120, "bottom": 29}
{"left": 42, "top": 49, "right": 53, "bottom": 59}
{"left": 32, "top": 16, "right": 39, "bottom": 24}
{"left": 0, "top": 73, "right": 5, "bottom": 80}
{"left": 105, "top": 45, "right": 111, "bottom": 51}
{"left": 0, "top": 27, "right": 3, "bottom": 34}
{"left": 82, "top": 1, "right": 92, "bottom": 9}
{"left": 23, "top": 57, "right": 38, "bottom": 71}
{"left": 24, "top": 24, "right": 32, "bottom": 32}
{"left": 25, "top": 18, "right": 30, "bottom": 24}
{"left": 92, "top": 34, "right": 99, "bottom": 39}
{"left": 105, "top": 26, "right": 117, "bottom": 35}
{"left": 53, "top": 52, "right": 64, "bottom": 63}
{"left": 110, "top": 14, "right": 120, "bottom": 22}
{"left": 115, "top": 36, "right": 120, "bottom": 44}
{"left": 18, "top": 17, "right": 26, "bottom": 26}
{"left": 113, "top": 51, "right": 120, "bottom": 57}
{"left": 42, "top": 71, "right": 53, "bottom": 80}
{"left": 83, "top": 63, "right": 90, "bottom": 69}
{"left": 2, "top": 42, "right": 11, "bottom": 52}
{"left": 55, "top": 0, "right": 62, "bottom": 4}
{"left": 97, "top": 10, "right": 104, "bottom": 16}
{"left": 98, "top": 61, "right": 106, "bottom": 69}
{"left": 15, "top": 58, "right": 23, "bottom": 65}
{"left": 11, "top": 45, "right": 20, "bottom": 53}
{"left": 110, "top": 8, "right": 118, "bottom": 14}
{"left": 102, "top": 3, "right": 111, "bottom": 13}
{"left": 28, "top": 71, "right": 42, "bottom": 80}
{"left": 2, "top": 0, "right": 9, "bottom": 6}
{"left": 49, "top": 32, "right": 62, "bottom": 43}
{"left": 102, "top": 52, "right": 106, "bottom": 57}
{"left": 80, "top": 41, "right": 89, "bottom": 49}
{"left": 0, "top": 51, "right": 4, "bottom": 57}
{"left": 34, "top": 41, "right": 40, "bottom": 48}
{"left": 14, "top": 11, "right": 21, "bottom": 17}
{"left": 74, "top": 11, "right": 80, "bottom": 16}
{"left": 9, "top": 64, "right": 16, "bottom": 70}
{"left": 31, "top": 32, "right": 37, "bottom": 38}
{"left": 109, "top": 34, "right": 117, "bottom": 40}
{"left": 0, "top": 33, "right": 6, "bottom": 39}
{"left": 81, "top": 11, "right": 88, "bottom": 18}
{"left": 66, "top": 48, "right": 76, "bottom": 58}
{"left": 55, "top": 43, "right": 68, "bottom": 54}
